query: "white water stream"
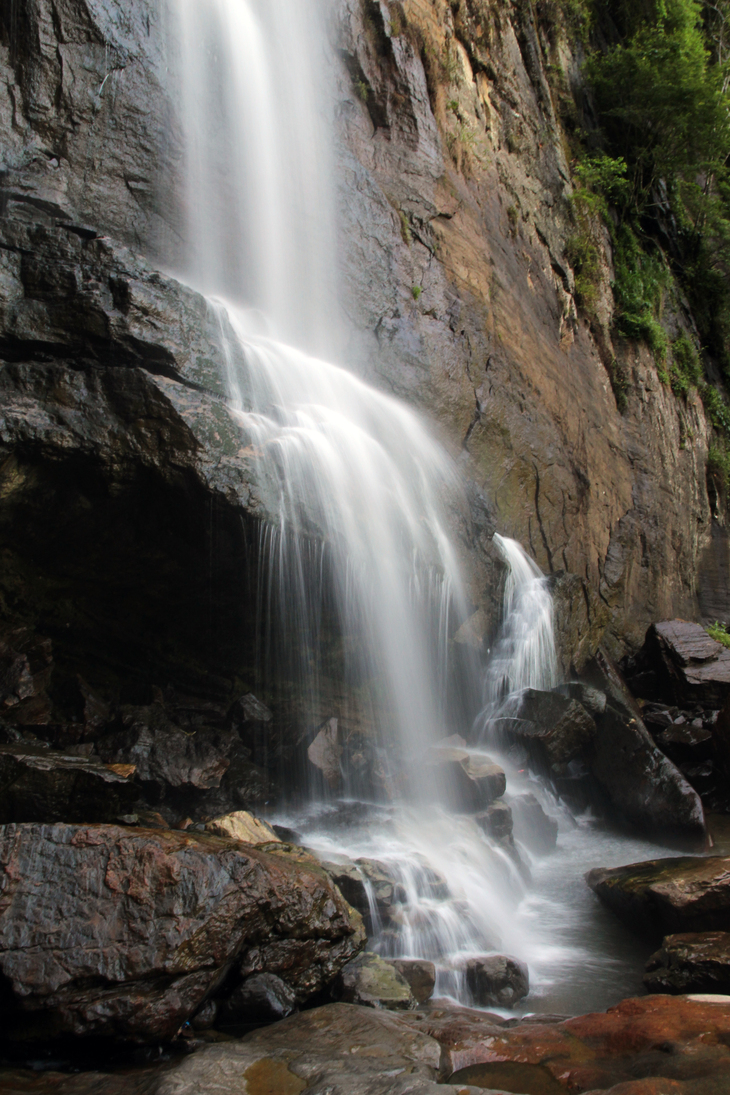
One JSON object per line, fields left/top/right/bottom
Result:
{"left": 167, "top": 0, "right": 677, "bottom": 1015}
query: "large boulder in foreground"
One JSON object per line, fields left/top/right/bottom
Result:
{"left": 644, "top": 931, "right": 730, "bottom": 995}
{"left": 586, "top": 854, "right": 730, "bottom": 938}
{"left": 0, "top": 823, "right": 365, "bottom": 1042}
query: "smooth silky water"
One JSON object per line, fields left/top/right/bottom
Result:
{"left": 167, "top": 0, "right": 680, "bottom": 1016}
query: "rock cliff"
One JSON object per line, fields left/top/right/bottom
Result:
{"left": 0, "top": 0, "right": 722, "bottom": 683}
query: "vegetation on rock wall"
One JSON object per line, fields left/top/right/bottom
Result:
{"left": 543, "top": 0, "right": 730, "bottom": 485}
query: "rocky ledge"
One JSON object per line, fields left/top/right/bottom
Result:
{"left": 2, "top": 994, "right": 729, "bottom": 1094}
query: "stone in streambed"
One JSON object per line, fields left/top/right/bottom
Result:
{"left": 388, "top": 959, "right": 436, "bottom": 1005}
{"left": 475, "top": 800, "right": 514, "bottom": 841}
{"left": 451, "top": 954, "right": 529, "bottom": 1008}
{"left": 644, "top": 932, "right": 730, "bottom": 995}
{"left": 337, "top": 952, "right": 416, "bottom": 1010}
{"left": 0, "top": 744, "right": 136, "bottom": 823}
{"left": 0, "top": 822, "right": 365, "bottom": 1042}
{"left": 586, "top": 855, "right": 730, "bottom": 938}
{"left": 218, "top": 972, "right": 297, "bottom": 1025}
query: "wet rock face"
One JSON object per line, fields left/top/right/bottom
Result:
{"left": 644, "top": 931, "right": 730, "bottom": 995}
{"left": 586, "top": 855, "right": 730, "bottom": 939}
{"left": 0, "top": 823, "right": 365, "bottom": 1042}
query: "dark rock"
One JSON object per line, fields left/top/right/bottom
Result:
{"left": 337, "top": 952, "right": 416, "bottom": 1011}
{"left": 644, "top": 931, "right": 730, "bottom": 995}
{"left": 506, "top": 792, "right": 559, "bottom": 854}
{"left": 499, "top": 689, "right": 596, "bottom": 772}
{"left": 96, "top": 704, "right": 234, "bottom": 791}
{"left": 191, "top": 998, "right": 218, "bottom": 1031}
{"left": 388, "top": 959, "right": 436, "bottom": 1005}
{"left": 586, "top": 855, "right": 730, "bottom": 938}
{"left": 0, "top": 629, "right": 53, "bottom": 727}
{"left": 655, "top": 721, "right": 713, "bottom": 764}
{"left": 218, "top": 972, "right": 297, "bottom": 1025}
{"left": 0, "top": 745, "right": 136, "bottom": 823}
{"left": 643, "top": 620, "right": 730, "bottom": 708}
{"left": 556, "top": 681, "right": 607, "bottom": 716}
{"left": 452, "top": 954, "right": 529, "bottom": 1008}
{"left": 474, "top": 801, "right": 514, "bottom": 841}
{"left": 0, "top": 822, "right": 365, "bottom": 1042}
{"left": 582, "top": 650, "right": 706, "bottom": 842}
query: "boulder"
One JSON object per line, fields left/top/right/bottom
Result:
{"left": 475, "top": 801, "right": 514, "bottom": 842}
{"left": 388, "top": 959, "right": 436, "bottom": 1005}
{"left": 452, "top": 954, "right": 529, "bottom": 1008}
{"left": 337, "top": 952, "right": 416, "bottom": 1011}
{"left": 506, "top": 792, "right": 558, "bottom": 854}
{"left": 0, "top": 629, "right": 53, "bottom": 728}
{"left": 96, "top": 704, "right": 235, "bottom": 792}
{"left": 586, "top": 855, "right": 730, "bottom": 938}
{"left": 583, "top": 650, "right": 706, "bottom": 842}
{"left": 498, "top": 689, "right": 596, "bottom": 771}
{"left": 0, "top": 823, "right": 365, "bottom": 1041}
{"left": 205, "top": 810, "right": 280, "bottom": 845}
{"left": 425, "top": 747, "right": 506, "bottom": 813}
{"left": 218, "top": 972, "right": 297, "bottom": 1025}
{"left": 644, "top": 932, "right": 730, "bottom": 995}
{"left": 557, "top": 680, "right": 607, "bottom": 715}
{"left": 0, "top": 745, "right": 136, "bottom": 823}
{"left": 321, "top": 857, "right": 407, "bottom": 931}
{"left": 641, "top": 620, "right": 730, "bottom": 708}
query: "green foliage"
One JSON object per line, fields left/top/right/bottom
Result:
{"left": 669, "top": 330, "right": 703, "bottom": 396}
{"left": 612, "top": 225, "right": 670, "bottom": 362}
{"left": 608, "top": 357, "right": 631, "bottom": 412}
{"left": 701, "top": 383, "right": 730, "bottom": 433}
{"left": 707, "top": 620, "right": 730, "bottom": 646}
{"left": 586, "top": 0, "right": 730, "bottom": 207}
{"left": 356, "top": 79, "right": 369, "bottom": 103}
{"left": 398, "top": 209, "right": 412, "bottom": 246}
{"left": 411, "top": 285, "right": 422, "bottom": 300}
{"left": 566, "top": 154, "right": 629, "bottom": 314}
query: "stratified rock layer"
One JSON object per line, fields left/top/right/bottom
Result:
{"left": 0, "top": 823, "right": 365, "bottom": 1041}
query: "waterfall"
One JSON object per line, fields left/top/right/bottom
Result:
{"left": 164, "top": 0, "right": 671, "bottom": 1015}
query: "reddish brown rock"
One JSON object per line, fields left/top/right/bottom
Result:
{"left": 0, "top": 823, "right": 365, "bottom": 1042}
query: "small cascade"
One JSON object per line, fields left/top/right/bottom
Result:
{"left": 480, "top": 533, "right": 559, "bottom": 720}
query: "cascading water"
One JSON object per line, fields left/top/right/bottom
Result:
{"left": 167, "top": 0, "right": 679, "bottom": 1014}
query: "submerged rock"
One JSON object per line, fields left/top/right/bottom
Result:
{"left": 451, "top": 954, "right": 529, "bottom": 1008}
{"left": 586, "top": 854, "right": 730, "bottom": 938}
{"left": 0, "top": 823, "right": 365, "bottom": 1042}
{"left": 337, "top": 952, "right": 416, "bottom": 1011}
{"left": 644, "top": 931, "right": 730, "bottom": 995}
